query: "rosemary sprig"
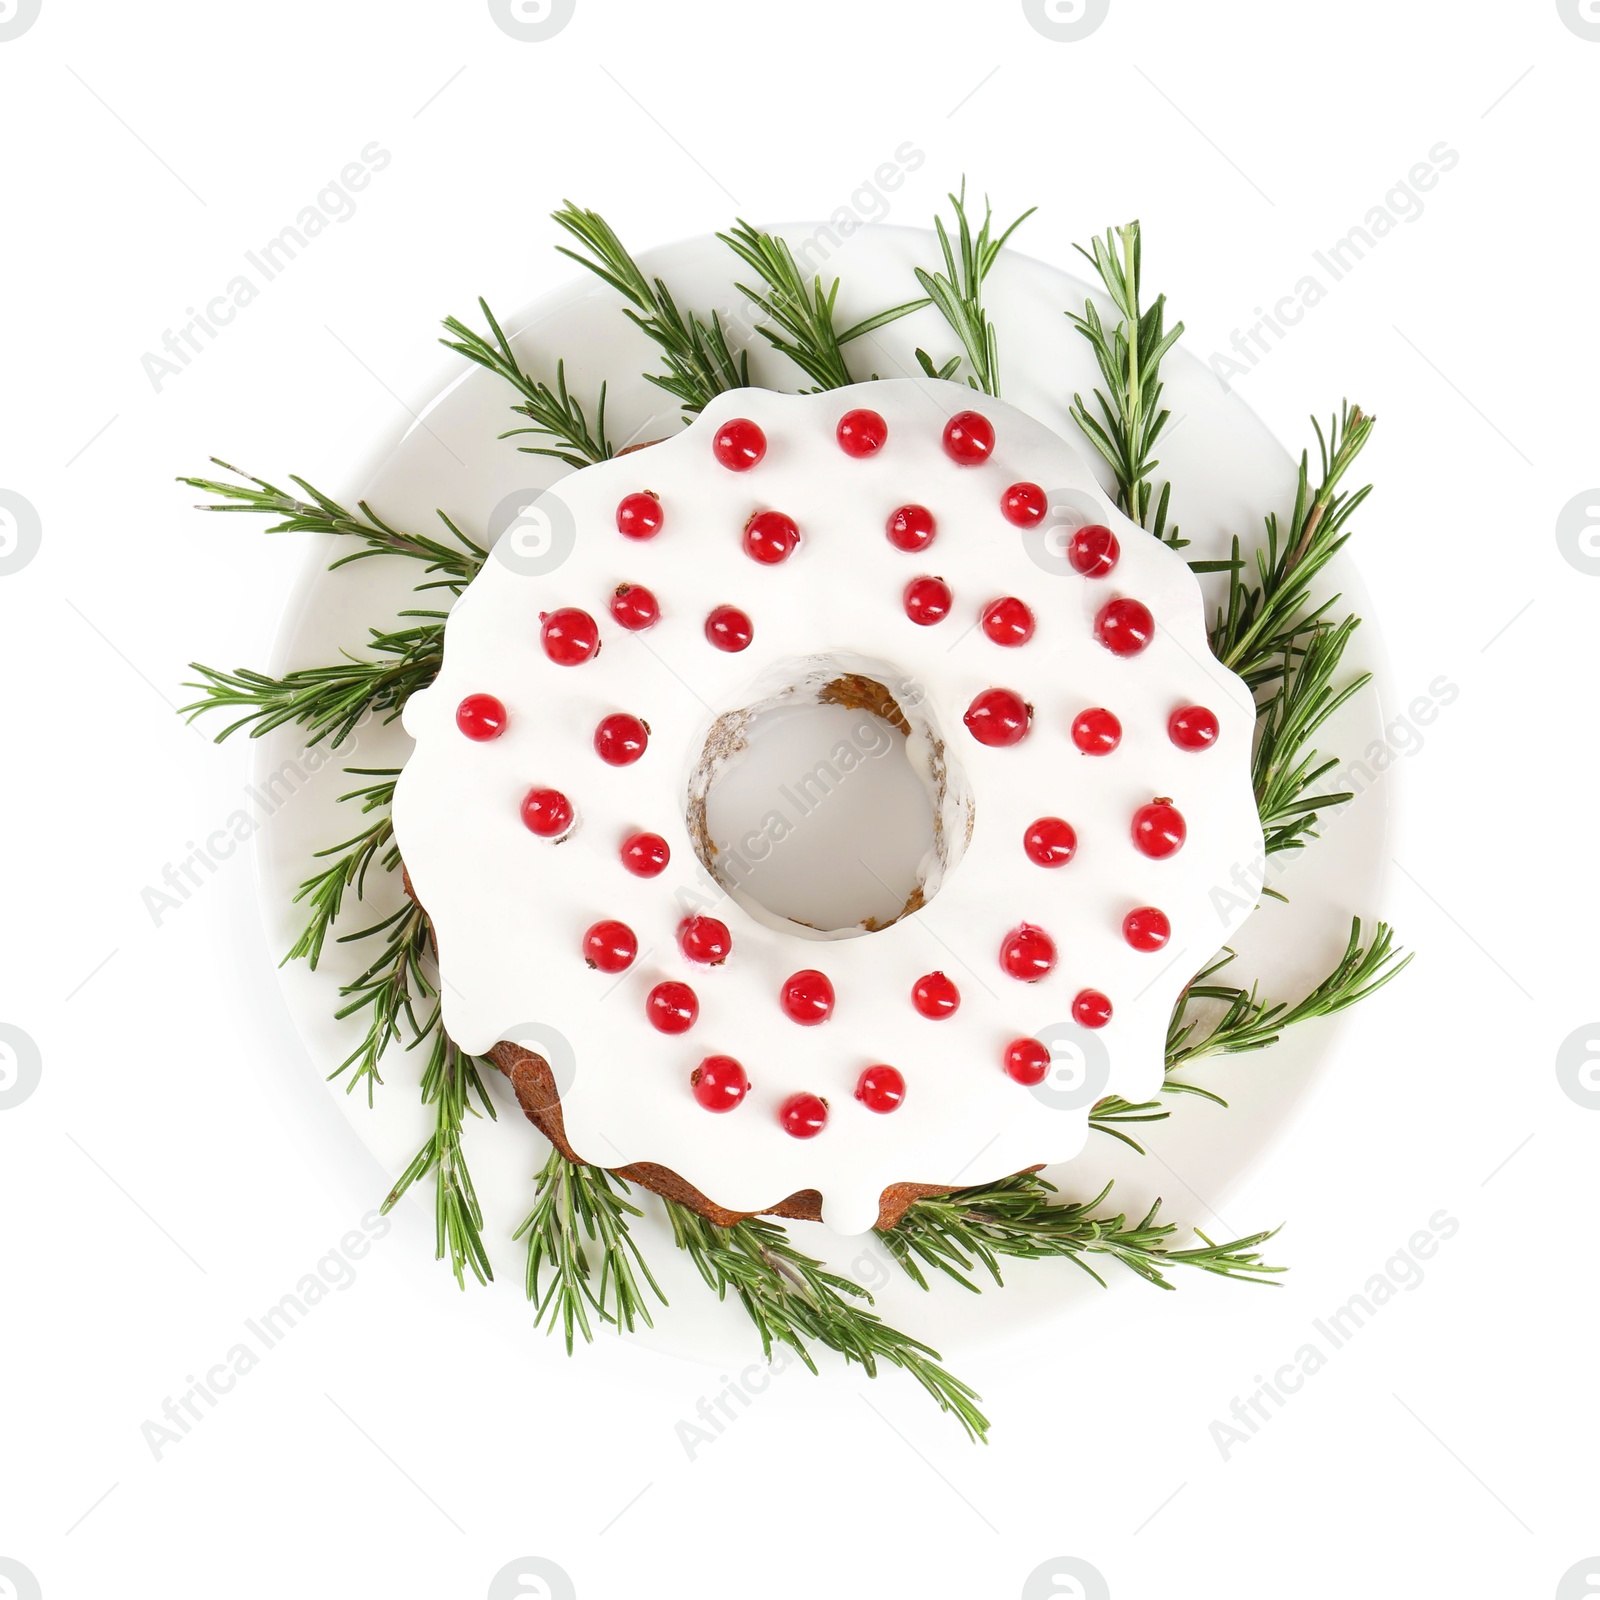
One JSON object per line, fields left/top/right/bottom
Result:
{"left": 1068, "top": 221, "right": 1186, "bottom": 547}
{"left": 885, "top": 1174, "right": 1283, "bottom": 1294}
{"left": 178, "top": 460, "right": 484, "bottom": 591}
{"left": 285, "top": 769, "right": 399, "bottom": 968}
{"left": 182, "top": 613, "right": 444, "bottom": 747}
{"left": 553, "top": 201, "right": 748, "bottom": 415}
{"left": 1085, "top": 1089, "right": 1211, "bottom": 1152}
{"left": 383, "top": 1030, "right": 497, "bottom": 1288}
{"left": 515, "top": 1148, "right": 666, "bottom": 1352}
{"left": 1206, "top": 406, "right": 1378, "bottom": 882}
{"left": 1165, "top": 919, "right": 1412, "bottom": 1072}
{"left": 719, "top": 221, "right": 851, "bottom": 390}
{"left": 1253, "top": 619, "right": 1372, "bottom": 855}
{"left": 440, "top": 298, "right": 614, "bottom": 468}
{"left": 329, "top": 897, "right": 435, "bottom": 1105}
{"left": 1089, "top": 919, "right": 1411, "bottom": 1150}
{"left": 666, "top": 1200, "right": 990, "bottom": 1442}
{"left": 913, "top": 182, "right": 1034, "bottom": 395}
{"left": 1087, "top": 1066, "right": 1228, "bottom": 1150}
{"left": 1210, "top": 403, "right": 1376, "bottom": 688}
{"left": 288, "top": 768, "right": 499, "bottom": 1291}
{"left": 718, "top": 220, "right": 928, "bottom": 391}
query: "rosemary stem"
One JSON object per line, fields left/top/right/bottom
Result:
{"left": 1120, "top": 222, "right": 1142, "bottom": 519}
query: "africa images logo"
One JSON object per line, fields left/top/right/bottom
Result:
{"left": 1021, "top": 0, "right": 1109, "bottom": 43}
{"left": 488, "top": 0, "right": 576, "bottom": 42}
{"left": 0, "top": 0, "right": 42, "bottom": 42}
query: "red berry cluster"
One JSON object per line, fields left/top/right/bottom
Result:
{"left": 660, "top": 955, "right": 908, "bottom": 1136}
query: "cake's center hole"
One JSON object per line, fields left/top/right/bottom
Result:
{"left": 689, "top": 667, "right": 970, "bottom": 939}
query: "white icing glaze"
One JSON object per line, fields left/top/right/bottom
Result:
{"left": 395, "top": 379, "right": 1262, "bottom": 1234}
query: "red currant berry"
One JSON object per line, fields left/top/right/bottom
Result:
{"left": 582, "top": 919, "right": 637, "bottom": 973}
{"left": 855, "top": 1065, "right": 905, "bottom": 1114}
{"left": 904, "top": 575, "right": 953, "bottom": 626}
{"left": 705, "top": 604, "right": 753, "bottom": 652}
{"left": 1072, "top": 989, "right": 1113, "bottom": 1029}
{"left": 691, "top": 1055, "right": 749, "bottom": 1112}
{"left": 540, "top": 607, "right": 600, "bottom": 666}
{"left": 1003, "top": 1037, "right": 1050, "bottom": 1086}
{"left": 837, "top": 408, "right": 887, "bottom": 457}
{"left": 678, "top": 915, "right": 732, "bottom": 966}
{"left": 980, "top": 596, "right": 1035, "bottom": 646}
{"left": 521, "top": 786, "right": 573, "bottom": 838}
{"left": 779, "top": 1091, "right": 828, "bottom": 1139}
{"left": 1023, "top": 816, "right": 1077, "bottom": 867}
{"left": 1123, "top": 906, "right": 1171, "bottom": 952}
{"left": 455, "top": 693, "right": 507, "bottom": 741}
{"left": 620, "top": 831, "right": 669, "bottom": 877}
{"left": 609, "top": 583, "right": 660, "bottom": 631}
{"left": 713, "top": 417, "right": 766, "bottom": 471}
{"left": 779, "top": 969, "right": 835, "bottom": 1025}
{"left": 743, "top": 509, "right": 800, "bottom": 565}
{"left": 1001, "top": 482, "right": 1047, "bottom": 527}
{"left": 1132, "top": 799, "right": 1186, "bottom": 859}
{"left": 1068, "top": 524, "right": 1120, "bottom": 577}
{"left": 1000, "top": 923, "right": 1057, "bottom": 982}
{"left": 964, "top": 688, "right": 1031, "bottom": 747}
{"left": 1095, "top": 598, "right": 1155, "bottom": 657}
{"left": 615, "top": 491, "right": 663, "bottom": 539}
{"left": 942, "top": 410, "right": 995, "bottom": 465}
{"left": 594, "top": 713, "right": 649, "bottom": 767}
{"left": 886, "top": 503, "right": 936, "bottom": 552}
{"left": 1071, "top": 707, "right": 1122, "bottom": 756}
{"left": 1169, "top": 705, "right": 1220, "bottom": 751}
{"left": 646, "top": 980, "right": 698, "bottom": 1033}
{"left": 911, "top": 971, "right": 960, "bottom": 1019}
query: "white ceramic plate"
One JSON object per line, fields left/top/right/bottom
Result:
{"left": 253, "top": 223, "right": 1392, "bottom": 1363}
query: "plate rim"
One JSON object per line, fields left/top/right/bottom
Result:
{"left": 248, "top": 219, "right": 1400, "bottom": 1351}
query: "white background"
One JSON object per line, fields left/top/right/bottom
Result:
{"left": 1, "top": 2, "right": 1594, "bottom": 1597}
